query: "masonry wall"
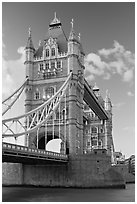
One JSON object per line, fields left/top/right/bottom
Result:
{"left": 2, "top": 163, "right": 23, "bottom": 185}
{"left": 112, "top": 164, "right": 135, "bottom": 183}
{"left": 2, "top": 152, "right": 125, "bottom": 188}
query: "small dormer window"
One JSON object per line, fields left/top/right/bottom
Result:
{"left": 51, "top": 48, "right": 55, "bottom": 56}
{"left": 46, "top": 49, "right": 49, "bottom": 57}
{"left": 34, "top": 92, "right": 40, "bottom": 100}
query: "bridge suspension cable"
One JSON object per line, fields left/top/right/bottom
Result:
{"left": 2, "top": 73, "right": 72, "bottom": 138}
{"left": 2, "top": 78, "right": 28, "bottom": 116}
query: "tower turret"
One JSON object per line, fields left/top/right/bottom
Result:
{"left": 68, "top": 19, "right": 85, "bottom": 74}
{"left": 104, "top": 90, "right": 112, "bottom": 113}
{"left": 93, "top": 83, "right": 104, "bottom": 107}
{"left": 104, "top": 89, "right": 113, "bottom": 157}
{"left": 24, "top": 27, "right": 35, "bottom": 79}
{"left": 93, "top": 83, "right": 100, "bottom": 97}
{"left": 24, "top": 27, "right": 35, "bottom": 117}
{"left": 67, "top": 19, "right": 85, "bottom": 154}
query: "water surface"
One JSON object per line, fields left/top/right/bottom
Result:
{"left": 2, "top": 183, "right": 135, "bottom": 202}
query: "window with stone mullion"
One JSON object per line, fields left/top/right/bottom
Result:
{"left": 51, "top": 61, "right": 55, "bottom": 70}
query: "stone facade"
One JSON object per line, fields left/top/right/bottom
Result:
{"left": 24, "top": 14, "right": 114, "bottom": 158}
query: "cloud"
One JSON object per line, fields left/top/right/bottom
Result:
{"left": 123, "top": 126, "right": 135, "bottom": 134}
{"left": 2, "top": 43, "right": 25, "bottom": 100}
{"left": 127, "top": 91, "right": 134, "bottom": 97}
{"left": 113, "top": 102, "right": 125, "bottom": 110}
{"left": 123, "top": 69, "right": 134, "bottom": 82}
{"left": 84, "top": 41, "right": 135, "bottom": 83}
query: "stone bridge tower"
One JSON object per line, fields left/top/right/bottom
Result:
{"left": 104, "top": 90, "right": 114, "bottom": 161}
{"left": 24, "top": 14, "right": 85, "bottom": 155}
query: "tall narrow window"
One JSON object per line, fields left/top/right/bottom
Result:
{"left": 57, "top": 61, "right": 61, "bottom": 69}
{"left": 51, "top": 61, "right": 55, "bottom": 70}
{"left": 46, "top": 49, "right": 49, "bottom": 57}
{"left": 39, "top": 64, "right": 43, "bottom": 71}
{"left": 51, "top": 48, "right": 55, "bottom": 56}
{"left": 45, "top": 62, "right": 49, "bottom": 70}
{"left": 34, "top": 92, "right": 40, "bottom": 100}
{"left": 87, "top": 140, "right": 91, "bottom": 147}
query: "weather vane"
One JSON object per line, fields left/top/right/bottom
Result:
{"left": 71, "top": 18, "right": 74, "bottom": 29}
{"left": 28, "top": 27, "right": 31, "bottom": 37}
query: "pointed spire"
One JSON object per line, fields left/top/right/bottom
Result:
{"left": 106, "top": 89, "right": 109, "bottom": 97}
{"left": 39, "top": 40, "right": 42, "bottom": 46}
{"left": 93, "top": 82, "right": 99, "bottom": 91}
{"left": 69, "top": 18, "right": 78, "bottom": 42}
{"left": 105, "top": 89, "right": 109, "bottom": 100}
{"left": 78, "top": 33, "right": 81, "bottom": 41}
{"left": 49, "top": 12, "right": 61, "bottom": 28}
{"left": 71, "top": 18, "right": 74, "bottom": 29}
{"left": 26, "top": 26, "right": 35, "bottom": 50}
{"left": 28, "top": 27, "right": 31, "bottom": 38}
{"left": 105, "top": 89, "right": 111, "bottom": 105}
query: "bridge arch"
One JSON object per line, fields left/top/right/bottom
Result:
{"left": 33, "top": 131, "right": 68, "bottom": 154}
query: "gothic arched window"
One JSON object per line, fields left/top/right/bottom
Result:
{"left": 46, "top": 49, "right": 49, "bottom": 57}
{"left": 51, "top": 48, "right": 55, "bottom": 56}
{"left": 92, "top": 126, "right": 97, "bottom": 134}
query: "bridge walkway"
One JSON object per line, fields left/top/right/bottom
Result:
{"left": 2, "top": 142, "right": 68, "bottom": 165}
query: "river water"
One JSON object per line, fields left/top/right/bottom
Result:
{"left": 2, "top": 183, "right": 135, "bottom": 202}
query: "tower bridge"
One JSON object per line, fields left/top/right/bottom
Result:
{"left": 2, "top": 14, "right": 125, "bottom": 188}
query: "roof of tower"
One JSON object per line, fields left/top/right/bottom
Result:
{"left": 25, "top": 27, "right": 35, "bottom": 50}
{"left": 34, "top": 13, "right": 68, "bottom": 58}
{"left": 68, "top": 19, "right": 79, "bottom": 43}
{"left": 49, "top": 12, "right": 62, "bottom": 28}
{"left": 93, "top": 83, "right": 100, "bottom": 91}
{"left": 34, "top": 43, "right": 44, "bottom": 58}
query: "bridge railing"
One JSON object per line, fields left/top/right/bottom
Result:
{"left": 2, "top": 142, "right": 68, "bottom": 160}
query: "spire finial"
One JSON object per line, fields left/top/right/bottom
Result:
{"left": 71, "top": 18, "right": 74, "bottom": 29}
{"left": 54, "top": 11, "right": 57, "bottom": 19}
{"left": 28, "top": 27, "right": 31, "bottom": 38}
{"left": 39, "top": 40, "right": 42, "bottom": 46}
{"left": 106, "top": 89, "right": 108, "bottom": 96}
{"left": 78, "top": 33, "right": 81, "bottom": 41}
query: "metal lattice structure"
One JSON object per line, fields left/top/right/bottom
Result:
{"left": 2, "top": 78, "right": 28, "bottom": 116}
{"left": 2, "top": 73, "right": 72, "bottom": 138}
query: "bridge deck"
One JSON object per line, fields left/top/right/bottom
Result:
{"left": 2, "top": 142, "right": 68, "bottom": 165}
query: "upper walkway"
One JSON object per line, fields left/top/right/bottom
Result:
{"left": 84, "top": 79, "right": 108, "bottom": 120}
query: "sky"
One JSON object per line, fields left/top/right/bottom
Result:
{"left": 2, "top": 2, "right": 135, "bottom": 158}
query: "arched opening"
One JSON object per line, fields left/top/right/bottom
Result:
{"left": 38, "top": 132, "right": 59, "bottom": 150}
{"left": 34, "top": 131, "right": 69, "bottom": 154}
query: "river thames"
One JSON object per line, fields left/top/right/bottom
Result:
{"left": 2, "top": 183, "right": 135, "bottom": 202}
